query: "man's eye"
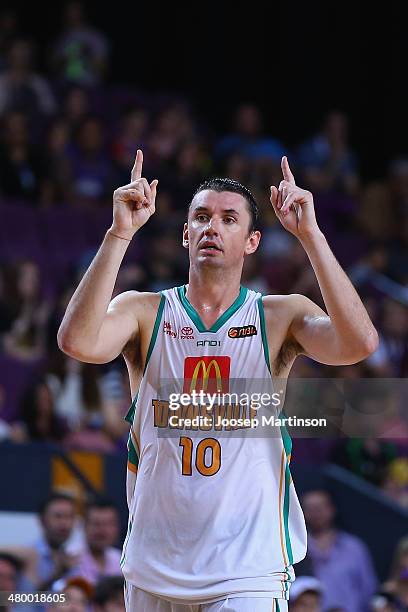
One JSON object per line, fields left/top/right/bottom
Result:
{"left": 196, "top": 214, "right": 208, "bottom": 222}
{"left": 224, "top": 217, "right": 235, "bottom": 224}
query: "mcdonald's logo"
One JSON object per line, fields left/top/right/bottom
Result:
{"left": 183, "top": 356, "right": 230, "bottom": 394}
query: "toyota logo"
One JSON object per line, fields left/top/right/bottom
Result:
{"left": 181, "top": 326, "right": 194, "bottom": 335}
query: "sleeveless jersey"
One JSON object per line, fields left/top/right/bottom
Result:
{"left": 120, "top": 285, "right": 307, "bottom": 604}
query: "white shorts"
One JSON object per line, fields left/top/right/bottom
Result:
{"left": 124, "top": 583, "right": 288, "bottom": 612}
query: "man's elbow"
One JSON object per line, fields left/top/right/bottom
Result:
{"left": 349, "top": 329, "right": 379, "bottom": 363}
{"left": 57, "top": 329, "right": 116, "bottom": 364}
{"left": 57, "top": 328, "right": 77, "bottom": 357}
{"left": 363, "top": 328, "right": 380, "bottom": 357}
{"left": 57, "top": 325, "right": 85, "bottom": 358}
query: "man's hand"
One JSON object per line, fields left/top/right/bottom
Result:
{"left": 110, "top": 149, "right": 158, "bottom": 240}
{"left": 270, "top": 157, "right": 319, "bottom": 239}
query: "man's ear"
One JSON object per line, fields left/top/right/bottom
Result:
{"left": 245, "top": 230, "right": 261, "bottom": 255}
{"left": 182, "top": 222, "right": 189, "bottom": 249}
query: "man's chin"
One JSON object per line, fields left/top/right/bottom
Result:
{"left": 196, "top": 254, "right": 224, "bottom": 265}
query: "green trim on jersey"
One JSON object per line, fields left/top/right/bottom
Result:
{"left": 176, "top": 285, "right": 248, "bottom": 333}
{"left": 257, "top": 294, "right": 294, "bottom": 574}
{"left": 120, "top": 517, "right": 133, "bottom": 568}
{"left": 283, "top": 461, "right": 294, "bottom": 565}
{"left": 144, "top": 292, "right": 165, "bottom": 373}
{"left": 123, "top": 292, "right": 165, "bottom": 424}
{"left": 257, "top": 296, "right": 271, "bottom": 373}
{"left": 125, "top": 392, "right": 138, "bottom": 424}
{"left": 280, "top": 412, "right": 293, "bottom": 457}
{"left": 127, "top": 432, "right": 139, "bottom": 467}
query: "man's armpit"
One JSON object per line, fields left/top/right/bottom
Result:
{"left": 122, "top": 333, "right": 140, "bottom": 362}
{"left": 274, "top": 336, "right": 304, "bottom": 376}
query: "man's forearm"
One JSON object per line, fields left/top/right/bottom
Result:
{"left": 57, "top": 229, "right": 133, "bottom": 351}
{"left": 299, "top": 229, "right": 378, "bottom": 351}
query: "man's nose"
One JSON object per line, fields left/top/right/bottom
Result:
{"left": 204, "top": 217, "right": 219, "bottom": 235}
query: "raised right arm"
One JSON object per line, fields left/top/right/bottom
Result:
{"left": 57, "top": 150, "right": 158, "bottom": 364}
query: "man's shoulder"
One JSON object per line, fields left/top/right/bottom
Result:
{"left": 261, "top": 293, "right": 308, "bottom": 316}
{"left": 110, "top": 290, "right": 162, "bottom": 314}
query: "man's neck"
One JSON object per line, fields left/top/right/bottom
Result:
{"left": 186, "top": 267, "right": 242, "bottom": 328}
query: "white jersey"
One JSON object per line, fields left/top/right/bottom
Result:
{"left": 121, "top": 285, "right": 307, "bottom": 604}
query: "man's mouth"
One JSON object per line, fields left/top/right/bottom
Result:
{"left": 199, "top": 242, "right": 222, "bottom": 252}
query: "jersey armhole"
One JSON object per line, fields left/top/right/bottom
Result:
{"left": 257, "top": 296, "right": 292, "bottom": 460}
{"left": 123, "top": 292, "right": 166, "bottom": 423}
{"left": 257, "top": 295, "right": 271, "bottom": 374}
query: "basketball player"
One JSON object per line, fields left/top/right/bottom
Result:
{"left": 58, "top": 149, "right": 378, "bottom": 611}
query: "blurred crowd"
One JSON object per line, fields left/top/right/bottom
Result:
{"left": 0, "top": 3, "right": 407, "bottom": 611}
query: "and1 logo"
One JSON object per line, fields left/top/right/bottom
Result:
{"left": 180, "top": 326, "right": 194, "bottom": 339}
{"left": 196, "top": 339, "right": 221, "bottom": 347}
{"left": 228, "top": 325, "right": 257, "bottom": 338}
{"left": 183, "top": 356, "right": 230, "bottom": 393}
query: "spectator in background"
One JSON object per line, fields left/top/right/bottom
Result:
{"left": 93, "top": 576, "right": 125, "bottom": 612}
{"left": 75, "top": 499, "right": 122, "bottom": 584}
{"left": 0, "top": 39, "right": 56, "bottom": 119}
{"left": 2, "top": 260, "right": 50, "bottom": 361}
{"left": 0, "top": 553, "right": 21, "bottom": 608}
{"left": 0, "top": 552, "right": 41, "bottom": 612}
{"left": 46, "top": 351, "right": 128, "bottom": 451}
{"left": 296, "top": 110, "right": 359, "bottom": 196}
{"left": 215, "top": 103, "right": 285, "bottom": 164}
{"left": 288, "top": 576, "right": 323, "bottom": 612}
{"left": 67, "top": 116, "right": 112, "bottom": 205}
{"left": 147, "top": 103, "right": 195, "bottom": 169}
{"left": 49, "top": 576, "right": 94, "bottom": 612}
{"left": 31, "top": 493, "right": 79, "bottom": 592}
{"left": 301, "top": 489, "right": 377, "bottom": 612}
{"left": 384, "top": 536, "right": 408, "bottom": 596}
{"left": 0, "top": 112, "right": 51, "bottom": 204}
{"left": 51, "top": 1, "right": 109, "bottom": 87}
{"left": 19, "top": 378, "right": 67, "bottom": 443}
{"left": 381, "top": 536, "right": 408, "bottom": 610}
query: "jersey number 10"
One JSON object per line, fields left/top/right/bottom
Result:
{"left": 179, "top": 437, "right": 221, "bottom": 476}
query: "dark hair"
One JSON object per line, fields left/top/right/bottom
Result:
{"left": 84, "top": 496, "right": 118, "bottom": 519}
{"left": 0, "top": 552, "right": 23, "bottom": 574}
{"left": 93, "top": 576, "right": 124, "bottom": 605}
{"left": 190, "top": 177, "right": 259, "bottom": 233}
{"left": 20, "top": 378, "right": 65, "bottom": 442}
{"left": 38, "top": 492, "right": 76, "bottom": 516}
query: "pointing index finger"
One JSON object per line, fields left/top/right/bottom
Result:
{"left": 131, "top": 149, "right": 143, "bottom": 181}
{"left": 281, "top": 156, "right": 296, "bottom": 185}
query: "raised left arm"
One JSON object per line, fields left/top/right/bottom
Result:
{"left": 270, "top": 157, "right": 378, "bottom": 365}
